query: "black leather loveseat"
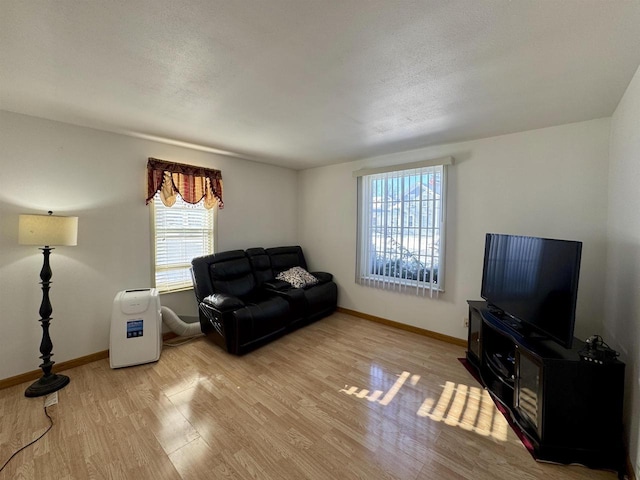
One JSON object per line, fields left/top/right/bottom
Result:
{"left": 191, "top": 246, "right": 337, "bottom": 354}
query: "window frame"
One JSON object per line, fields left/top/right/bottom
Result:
{"left": 150, "top": 192, "right": 217, "bottom": 294}
{"left": 354, "top": 156, "right": 452, "bottom": 295}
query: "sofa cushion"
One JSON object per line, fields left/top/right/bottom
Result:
{"left": 267, "top": 246, "right": 307, "bottom": 272}
{"left": 234, "top": 296, "right": 289, "bottom": 345}
{"left": 276, "top": 266, "right": 318, "bottom": 289}
{"left": 246, "top": 248, "right": 274, "bottom": 285}
{"left": 209, "top": 256, "right": 257, "bottom": 298}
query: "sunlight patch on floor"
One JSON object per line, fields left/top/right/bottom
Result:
{"left": 340, "top": 370, "right": 508, "bottom": 442}
{"left": 417, "top": 381, "right": 508, "bottom": 441}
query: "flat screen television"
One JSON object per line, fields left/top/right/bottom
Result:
{"left": 481, "top": 233, "right": 582, "bottom": 349}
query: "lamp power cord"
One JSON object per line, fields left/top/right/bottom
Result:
{"left": 0, "top": 400, "right": 53, "bottom": 473}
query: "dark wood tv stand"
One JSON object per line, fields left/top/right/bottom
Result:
{"left": 466, "top": 300, "right": 625, "bottom": 475}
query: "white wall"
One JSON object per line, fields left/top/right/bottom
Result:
{"left": 298, "top": 118, "right": 611, "bottom": 341}
{"left": 0, "top": 110, "right": 298, "bottom": 379}
{"left": 606, "top": 64, "right": 640, "bottom": 478}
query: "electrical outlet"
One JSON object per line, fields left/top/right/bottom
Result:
{"left": 463, "top": 317, "right": 469, "bottom": 328}
{"left": 44, "top": 391, "right": 58, "bottom": 407}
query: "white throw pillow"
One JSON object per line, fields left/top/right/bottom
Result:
{"left": 276, "top": 266, "right": 319, "bottom": 289}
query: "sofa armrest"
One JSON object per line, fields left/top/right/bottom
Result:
{"left": 199, "top": 298, "right": 240, "bottom": 353}
{"left": 310, "top": 271, "right": 333, "bottom": 284}
{"left": 263, "top": 279, "right": 292, "bottom": 291}
{"left": 203, "top": 293, "right": 245, "bottom": 312}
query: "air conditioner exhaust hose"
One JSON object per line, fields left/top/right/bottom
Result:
{"left": 161, "top": 306, "right": 201, "bottom": 337}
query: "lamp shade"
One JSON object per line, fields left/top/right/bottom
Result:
{"left": 19, "top": 214, "right": 78, "bottom": 246}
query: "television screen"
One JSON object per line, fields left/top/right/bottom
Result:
{"left": 481, "top": 234, "right": 582, "bottom": 349}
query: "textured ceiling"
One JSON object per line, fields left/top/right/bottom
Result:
{"left": 1, "top": 1, "right": 640, "bottom": 169}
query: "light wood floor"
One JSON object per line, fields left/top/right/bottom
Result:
{"left": 0, "top": 312, "right": 618, "bottom": 479}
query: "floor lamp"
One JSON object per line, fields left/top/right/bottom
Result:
{"left": 19, "top": 211, "right": 78, "bottom": 398}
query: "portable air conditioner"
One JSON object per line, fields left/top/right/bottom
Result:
{"left": 109, "top": 288, "right": 162, "bottom": 369}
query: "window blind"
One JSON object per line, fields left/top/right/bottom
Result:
{"left": 356, "top": 163, "right": 447, "bottom": 296}
{"left": 152, "top": 193, "right": 215, "bottom": 293}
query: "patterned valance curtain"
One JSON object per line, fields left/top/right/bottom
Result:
{"left": 145, "top": 158, "right": 224, "bottom": 209}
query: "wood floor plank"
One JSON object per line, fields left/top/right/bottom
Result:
{"left": 0, "top": 312, "right": 619, "bottom": 479}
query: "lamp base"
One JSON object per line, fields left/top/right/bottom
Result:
{"left": 24, "top": 373, "right": 70, "bottom": 398}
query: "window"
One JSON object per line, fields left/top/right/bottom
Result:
{"left": 151, "top": 192, "right": 216, "bottom": 293}
{"left": 355, "top": 157, "right": 451, "bottom": 295}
